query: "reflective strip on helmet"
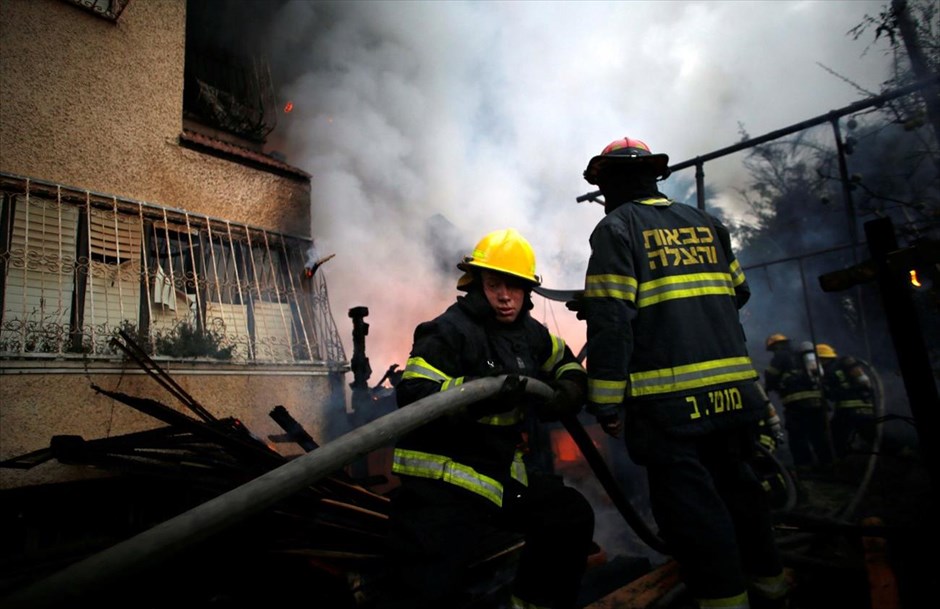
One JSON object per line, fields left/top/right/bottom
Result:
{"left": 628, "top": 356, "right": 757, "bottom": 397}
{"left": 554, "top": 362, "right": 586, "bottom": 379}
{"left": 695, "top": 591, "right": 749, "bottom": 609}
{"left": 584, "top": 274, "right": 638, "bottom": 301}
{"left": 589, "top": 378, "right": 627, "bottom": 404}
{"left": 636, "top": 272, "right": 736, "bottom": 308}
{"left": 392, "top": 448, "right": 504, "bottom": 506}
{"left": 477, "top": 407, "right": 524, "bottom": 426}
{"left": 402, "top": 356, "right": 451, "bottom": 384}
{"left": 750, "top": 572, "right": 789, "bottom": 600}
{"left": 781, "top": 390, "right": 824, "bottom": 404}
{"left": 729, "top": 259, "right": 746, "bottom": 287}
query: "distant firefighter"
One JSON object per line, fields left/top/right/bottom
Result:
{"left": 816, "top": 343, "right": 876, "bottom": 459}
{"left": 764, "top": 333, "right": 834, "bottom": 472}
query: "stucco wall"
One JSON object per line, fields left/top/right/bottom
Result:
{"left": 0, "top": 0, "right": 310, "bottom": 237}
{"left": 0, "top": 361, "right": 352, "bottom": 490}
{"left": 0, "top": 1, "right": 351, "bottom": 492}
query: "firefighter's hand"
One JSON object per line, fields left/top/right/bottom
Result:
{"left": 565, "top": 300, "right": 588, "bottom": 321}
{"left": 539, "top": 379, "right": 584, "bottom": 421}
{"left": 596, "top": 411, "right": 623, "bottom": 438}
{"left": 498, "top": 374, "right": 528, "bottom": 399}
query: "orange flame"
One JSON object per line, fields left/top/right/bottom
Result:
{"left": 284, "top": 101, "right": 294, "bottom": 113}
{"left": 910, "top": 269, "right": 921, "bottom": 287}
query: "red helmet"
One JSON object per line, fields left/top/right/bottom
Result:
{"left": 583, "top": 136, "right": 671, "bottom": 185}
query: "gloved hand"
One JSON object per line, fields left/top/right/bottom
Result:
{"left": 565, "top": 297, "right": 587, "bottom": 321}
{"left": 463, "top": 373, "right": 527, "bottom": 419}
{"left": 498, "top": 373, "right": 528, "bottom": 399}
{"left": 538, "top": 378, "right": 584, "bottom": 421}
{"left": 596, "top": 410, "right": 623, "bottom": 438}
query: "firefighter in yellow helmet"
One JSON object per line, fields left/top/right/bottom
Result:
{"left": 378, "top": 229, "right": 595, "bottom": 609}
{"left": 764, "top": 334, "right": 834, "bottom": 472}
{"left": 578, "top": 137, "right": 787, "bottom": 608}
{"left": 816, "top": 343, "right": 876, "bottom": 459}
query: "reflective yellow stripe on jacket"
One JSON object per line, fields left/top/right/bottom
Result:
{"left": 402, "top": 356, "right": 524, "bottom": 425}
{"left": 834, "top": 399, "right": 873, "bottom": 411}
{"left": 636, "top": 272, "right": 736, "bottom": 308}
{"left": 584, "top": 274, "right": 637, "bottom": 300}
{"left": 696, "top": 591, "right": 749, "bottom": 609}
{"left": 629, "top": 356, "right": 757, "bottom": 397}
{"left": 541, "top": 335, "right": 586, "bottom": 380}
{"left": 588, "top": 378, "right": 628, "bottom": 405}
{"left": 392, "top": 448, "right": 528, "bottom": 507}
{"left": 782, "top": 389, "right": 824, "bottom": 404}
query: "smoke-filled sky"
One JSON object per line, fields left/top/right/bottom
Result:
{"left": 257, "top": 0, "right": 895, "bottom": 370}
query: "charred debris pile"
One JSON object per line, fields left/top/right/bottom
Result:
{"left": 0, "top": 331, "right": 391, "bottom": 608}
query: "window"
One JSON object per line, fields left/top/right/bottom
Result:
{"left": 183, "top": 1, "right": 278, "bottom": 146}
{"left": 0, "top": 178, "right": 343, "bottom": 364}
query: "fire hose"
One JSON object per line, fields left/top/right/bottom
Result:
{"left": 4, "top": 375, "right": 671, "bottom": 608}
{"left": 2, "top": 376, "right": 544, "bottom": 608}
{"left": 560, "top": 414, "right": 670, "bottom": 555}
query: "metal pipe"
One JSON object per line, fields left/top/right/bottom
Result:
{"left": 576, "top": 77, "right": 940, "bottom": 205}
{"left": 2, "top": 376, "right": 551, "bottom": 609}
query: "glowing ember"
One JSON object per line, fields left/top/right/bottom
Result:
{"left": 910, "top": 269, "right": 922, "bottom": 287}
{"left": 284, "top": 101, "right": 294, "bottom": 113}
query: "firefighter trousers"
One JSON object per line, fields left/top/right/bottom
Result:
{"left": 377, "top": 472, "right": 595, "bottom": 609}
{"left": 625, "top": 419, "right": 785, "bottom": 605}
{"left": 784, "top": 406, "right": 834, "bottom": 469}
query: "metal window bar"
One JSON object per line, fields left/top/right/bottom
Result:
{"left": 84, "top": 192, "right": 96, "bottom": 354}
{"left": 276, "top": 236, "right": 314, "bottom": 361}
{"left": 262, "top": 229, "right": 295, "bottom": 361}
{"left": 138, "top": 202, "right": 154, "bottom": 353}
{"left": 56, "top": 187, "right": 65, "bottom": 354}
{"left": 224, "top": 220, "right": 253, "bottom": 361}
{"left": 203, "top": 219, "right": 228, "bottom": 351}
{"left": 184, "top": 212, "right": 204, "bottom": 333}
{"left": 161, "top": 208, "right": 180, "bottom": 328}
{"left": 244, "top": 227, "right": 272, "bottom": 360}
{"left": 111, "top": 198, "right": 124, "bottom": 322}
{"left": 20, "top": 181, "right": 29, "bottom": 355}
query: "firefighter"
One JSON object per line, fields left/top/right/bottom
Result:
{"left": 378, "top": 228, "right": 595, "bottom": 609}
{"left": 816, "top": 343, "right": 876, "bottom": 459}
{"left": 764, "top": 334, "right": 834, "bottom": 472}
{"left": 753, "top": 381, "right": 791, "bottom": 509}
{"left": 578, "top": 137, "right": 787, "bottom": 609}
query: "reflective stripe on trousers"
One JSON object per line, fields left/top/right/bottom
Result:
{"left": 392, "top": 448, "right": 528, "bottom": 507}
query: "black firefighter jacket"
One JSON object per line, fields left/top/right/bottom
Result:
{"left": 393, "top": 288, "right": 586, "bottom": 507}
{"left": 582, "top": 195, "right": 764, "bottom": 436}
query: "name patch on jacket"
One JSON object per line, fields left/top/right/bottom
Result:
{"left": 632, "top": 381, "right": 765, "bottom": 436}
{"left": 643, "top": 227, "right": 717, "bottom": 269}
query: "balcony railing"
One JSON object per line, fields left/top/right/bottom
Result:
{"left": 0, "top": 173, "right": 346, "bottom": 366}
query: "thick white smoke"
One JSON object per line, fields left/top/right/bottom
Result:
{"left": 262, "top": 0, "right": 892, "bottom": 370}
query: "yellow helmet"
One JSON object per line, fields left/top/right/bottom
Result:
{"left": 765, "top": 333, "right": 789, "bottom": 350}
{"left": 816, "top": 343, "right": 837, "bottom": 359}
{"left": 456, "top": 228, "right": 541, "bottom": 290}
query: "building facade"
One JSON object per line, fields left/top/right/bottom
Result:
{"left": 0, "top": 0, "right": 348, "bottom": 489}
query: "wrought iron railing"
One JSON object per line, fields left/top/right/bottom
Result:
{"left": 0, "top": 173, "right": 346, "bottom": 365}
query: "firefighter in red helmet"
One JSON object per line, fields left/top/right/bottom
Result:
{"left": 577, "top": 137, "right": 788, "bottom": 608}
{"left": 378, "top": 229, "right": 595, "bottom": 609}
